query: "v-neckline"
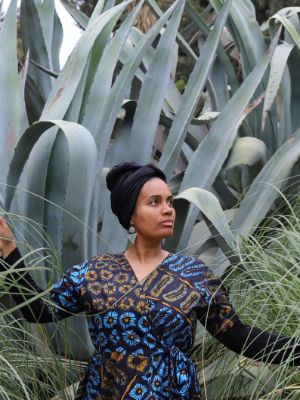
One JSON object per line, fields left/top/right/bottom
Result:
{"left": 121, "top": 252, "right": 172, "bottom": 284}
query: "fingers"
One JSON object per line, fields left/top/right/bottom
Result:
{"left": 0, "top": 217, "right": 8, "bottom": 230}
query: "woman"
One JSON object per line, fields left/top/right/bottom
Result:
{"left": 0, "top": 161, "right": 299, "bottom": 400}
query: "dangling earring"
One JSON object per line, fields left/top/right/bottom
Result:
{"left": 128, "top": 225, "right": 135, "bottom": 234}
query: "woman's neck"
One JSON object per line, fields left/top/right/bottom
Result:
{"left": 125, "top": 236, "right": 167, "bottom": 263}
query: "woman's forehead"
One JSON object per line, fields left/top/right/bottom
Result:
{"left": 139, "top": 178, "right": 171, "bottom": 197}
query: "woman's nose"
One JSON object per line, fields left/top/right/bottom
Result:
{"left": 162, "top": 203, "right": 173, "bottom": 214}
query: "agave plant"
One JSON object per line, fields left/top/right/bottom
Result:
{"left": 1, "top": 0, "right": 300, "bottom": 397}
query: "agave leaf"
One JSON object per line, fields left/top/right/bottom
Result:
{"left": 210, "top": 0, "right": 268, "bottom": 140}
{"left": 207, "top": 60, "right": 229, "bottom": 112}
{"left": 225, "top": 137, "right": 267, "bottom": 170}
{"left": 39, "top": 0, "right": 63, "bottom": 72}
{"left": 87, "top": 0, "right": 106, "bottom": 27}
{"left": 5, "top": 120, "right": 97, "bottom": 358}
{"left": 20, "top": 0, "right": 52, "bottom": 100}
{"left": 5, "top": 121, "right": 96, "bottom": 221}
{"left": 164, "top": 198, "right": 190, "bottom": 253}
{"left": 184, "top": 0, "right": 239, "bottom": 94}
{"left": 28, "top": 58, "right": 59, "bottom": 78}
{"left": 103, "top": 0, "right": 117, "bottom": 12}
{"left": 18, "top": 53, "right": 29, "bottom": 136}
{"left": 24, "top": 73, "right": 45, "bottom": 124}
{"left": 41, "top": 1, "right": 131, "bottom": 120}
{"left": 231, "top": 128, "right": 300, "bottom": 237}
{"left": 175, "top": 34, "right": 279, "bottom": 252}
{"left": 146, "top": 0, "right": 197, "bottom": 61}
{"left": 90, "top": 1, "right": 182, "bottom": 240}
{"left": 59, "top": 0, "right": 89, "bottom": 29}
{"left": 210, "top": 0, "right": 266, "bottom": 76}
{"left": 213, "top": 176, "right": 238, "bottom": 209}
{"left": 278, "top": 66, "right": 292, "bottom": 146}
{"left": 288, "top": 47, "right": 300, "bottom": 134}
{"left": 0, "top": 0, "right": 19, "bottom": 203}
{"left": 159, "top": 0, "right": 233, "bottom": 179}
{"left": 120, "top": 28, "right": 182, "bottom": 114}
{"left": 269, "top": 10, "right": 300, "bottom": 50}
{"left": 176, "top": 188, "right": 236, "bottom": 249}
{"left": 262, "top": 42, "right": 294, "bottom": 133}
{"left": 128, "top": 0, "right": 185, "bottom": 163}
{"left": 180, "top": 33, "right": 279, "bottom": 192}
{"left": 82, "top": 1, "right": 144, "bottom": 134}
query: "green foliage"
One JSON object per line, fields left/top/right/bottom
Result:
{"left": 1, "top": 0, "right": 300, "bottom": 397}
{"left": 192, "top": 200, "right": 300, "bottom": 399}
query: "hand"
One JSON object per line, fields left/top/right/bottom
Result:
{"left": 0, "top": 217, "right": 17, "bottom": 258}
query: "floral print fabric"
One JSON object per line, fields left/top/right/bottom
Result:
{"left": 50, "top": 253, "right": 238, "bottom": 399}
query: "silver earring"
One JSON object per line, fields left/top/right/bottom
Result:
{"left": 128, "top": 225, "right": 135, "bottom": 234}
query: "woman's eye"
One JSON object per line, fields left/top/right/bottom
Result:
{"left": 150, "top": 199, "right": 159, "bottom": 205}
{"left": 167, "top": 198, "right": 173, "bottom": 207}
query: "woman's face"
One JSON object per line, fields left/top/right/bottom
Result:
{"left": 130, "top": 178, "right": 176, "bottom": 241}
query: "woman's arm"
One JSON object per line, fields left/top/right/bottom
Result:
{"left": 197, "top": 269, "right": 300, "bottom": 366}
{"left": 1, "top": 247, "right": 58, "bottom": 323}
{"left": 0, "top": 217, "right": 87, "bottom": 323}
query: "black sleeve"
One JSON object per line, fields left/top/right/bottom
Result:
{"left": 0, "top": 247, "right": 57, "bottom": 323}
{"left": 215, "top": 319, "right": 300, "bottom": 366}
{"left": 198, "top": 270, "right": 300, "bottom": 366}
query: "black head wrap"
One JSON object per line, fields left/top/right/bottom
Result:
{"left": 106, "top": 161, "right": 167, "bottom": 230}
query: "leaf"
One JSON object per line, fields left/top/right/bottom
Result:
{"left": 262, "top": 43, "right": 294, "bottom": 132}
{"left": 128, "top": 0, "right": 185, "bottom": 163}
{"left": 270, "top": 9, "right": 300, "bottom": 50}
{"left": 59, "top": 0, "right": 89, "bottom": 29}
{"left": 184, "top": 0, "right": 239, "bottom": 94}
{"left": 89, "top": 1, "right": 183, "bottom": 236}
{"left": 231, "top": 128, "right": 300, "bottom": 237}
{"left": 5, "top": 120, "right": 96, "bottom": 223}
{"left": 225, "top": 137, "right": 267, "bottom": 170}
{"left": 20, "top": 0, "right": 52, "bottom": 100}
{"left": 176, "top": 187, "right": 236, "bottom": 249}
{"left": 159, "top": 0, "right": 233, "bottom": 179}
{"left": 41, "top": 1, "right": 132, "bottom": 120}
{"left": 210, "top": 0, "right": 268, "bottom": 140}
{"left": 82, "top": 1, "right": 144, "bottom": 135}
{"left": 180, "top": 33, "right": 279, "bottom": 192}
{"left": 39, "top": 0, "right": 63, "bottom": 72}
{"left": 0, "top": 0, "right": 19, "bottom": 203}
{"left": 146, "top": 0, "right": 197, "bottom": 61}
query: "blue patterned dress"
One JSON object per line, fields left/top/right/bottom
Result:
{"left": 50, "top": 252, "right": 238, "bottom": 400}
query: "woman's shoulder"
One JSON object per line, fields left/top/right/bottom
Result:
{"left": 87, "top": 252, "right": 127, "bottom": 268}
{"left": 168, "top": 252, "right": 206, "bottom": 268}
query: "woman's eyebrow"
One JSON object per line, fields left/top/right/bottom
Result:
{"left": 147, "top": 194, "right": 173, "bottom": 200}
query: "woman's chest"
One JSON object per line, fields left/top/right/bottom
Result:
{"left": 81, "top": 255, "right": 208, "bottom": 351}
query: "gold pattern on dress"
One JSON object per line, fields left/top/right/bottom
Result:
{"left": 90, "top": 296, "right": 105, "bottom": 312}
{"left": 127, "top": 353, "right": 149, "bottom": 372}
{"left": 103, "top": 282, "right": 117, "bottom": 295}
{"left": 136, "top": 300, "right": 150, "bottom": 313}
{"left": 114, "top": 272, "right": 130, "bottom": 284}
{"left": 151, "top": 275, "right": 174, "bottom": 297}
{"left": 99, "top": 269, "right": 113, "bottom": 280}
{"left": 220, "top": 318, "right": 234, "bottom": 332}
{"left": 111, "top": 349, "right": 125, "bottom": 363}
{"left": 85, "top": 270, "right": 98, "bottom": 281}
{"left": 142, "top": 269, "right": 160, "bottom": 290}
{"left": 162, "top": 283, "right": 187, "bottom": 302}
{"left": 119, "top": 283, "right": 133, "bottom": 294}
{"left": 87, "top": 281, "right": 101, "bottom": 294}
{"left": 132, "top": 287, "right": 145, "bottom": 298}
{"left": 119, "top": 297, "right": 135, "bottom": 310}
{"left": 180, "top": 291, "right": 202, "bottom": 313}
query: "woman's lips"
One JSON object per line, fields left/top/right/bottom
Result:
{"left": 160, "top": 220, "right": 174, "bottom": 227}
